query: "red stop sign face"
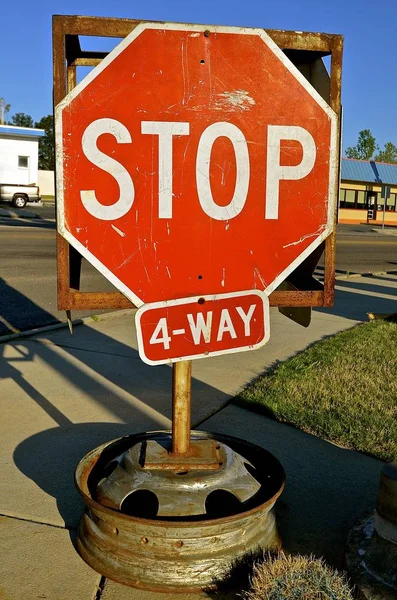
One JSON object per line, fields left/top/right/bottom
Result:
{"left": 56, "top": 23, "right": 337, "bottom": 307}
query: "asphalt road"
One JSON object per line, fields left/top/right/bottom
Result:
{"left": 322, "top": 223, "right": 397, "bottom": 274}
{"left": 0, "top": 203, "right": 116, "bottom": 336}
{"left": 0, "top": 204, "right": 396, "bottom": 335}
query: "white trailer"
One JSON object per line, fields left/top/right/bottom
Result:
{"left": 0, "top": 124, "right": 44, "bottom": 186}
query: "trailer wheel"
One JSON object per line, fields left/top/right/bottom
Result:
{"left": 12, "top": 195, "right": 27, "bottom": 208}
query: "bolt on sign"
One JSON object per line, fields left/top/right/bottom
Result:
{"left": 56, "top": 22, "right": 338, "bottom": 365}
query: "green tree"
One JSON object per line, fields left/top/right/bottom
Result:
{"left": 345, "top": 129, "right": 378, "bottom": 160}
{"left": 35, "top": 114, "right": 54, "bottom": 170}
{"left": 11, "top": 112, "right": 34, "bottom": 127}
{"left": 374, "top": 141, "right": 397, "bottom": 164}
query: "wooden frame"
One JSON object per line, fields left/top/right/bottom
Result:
{"left": 53, "top": 15, "right": 343, "bottom": 311}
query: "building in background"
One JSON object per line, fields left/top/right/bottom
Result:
{"left": 340, "top": 158, "right": 397, "bottom": 225}
{"left": 0, "top": 125, "right": 44, "bottom": 186}
{"left": 1, "top": 130, "right": 396, "bottom": 221}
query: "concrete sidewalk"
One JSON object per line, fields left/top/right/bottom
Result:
{"left": 1, "top": 274, "right": 396, "bottom": 599}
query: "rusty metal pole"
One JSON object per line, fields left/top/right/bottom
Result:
{"left": 172, "top": 360, "right": 192, "bottom": 455}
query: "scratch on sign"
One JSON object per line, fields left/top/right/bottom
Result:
{"left": 214, "top": 90, "right": 255, "bottom": 111}
{"left": 111, "top": 224, "right": 126, "bottom": 237}
{"left": 283, "top": 227, "right": 325, "bottom": 248}
{"left": 221, "top": 268, "right": 226, "bottom": 287}
{"left": 254, "top": 268, "right": 267, "bottom": 288}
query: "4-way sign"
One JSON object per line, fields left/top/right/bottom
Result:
{"left": 56, "top": 22, "right": 337, "bottom": 365}
{"left": 136, "top": 291, "right": 269, "bottom": 364}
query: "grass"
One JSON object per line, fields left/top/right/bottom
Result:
{"left": 236, "top": 320, "right": 397, "bottom": 462}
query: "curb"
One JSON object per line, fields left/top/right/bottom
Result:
{"left": 0, "top": 212, "right": 40, "bottom": 220}
{"left": 335, "top": 269, "right": 396, "bottom": 280}
{"left": 0, "top": 308, "right": 135, "bottom": 344}
{"left": 0, "top": 217, "right": 56, "bottom": 224}
{"left": 371, "top": 227, "right": 397, "bottom": 235}
{"left": 316, "top": 269, "right": 396, "bottom": 281}
{"left": 1, "top": 270, "right": 394, "bottom": 344}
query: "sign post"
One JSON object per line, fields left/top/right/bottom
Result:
{"left": 56, "top": 17, "right": 338, "bottom": 470}
{"left": 54, "top": 16, "right": 342, "bottom": 591}
{"left": 172, "top": 361, "right": 192, "bottom": 455}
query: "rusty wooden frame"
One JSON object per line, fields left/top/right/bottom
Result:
{"left": 53, "top": 15, "right": 343, "bottom": 311}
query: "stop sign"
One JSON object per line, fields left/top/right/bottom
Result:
{"left": 56, "top": 22, "right": 337, "bottom": 308}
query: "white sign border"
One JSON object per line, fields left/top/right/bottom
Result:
{"left": 135, "top": 289, "right": 270, "bottom": 366}
{"left": 55, "top": 21, "right": 338, "bottom": 307}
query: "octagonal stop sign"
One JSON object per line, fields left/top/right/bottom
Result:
{"left": 56, "top": 22, "right": 337, "bottom": 364}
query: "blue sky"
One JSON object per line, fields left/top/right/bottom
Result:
{"left": 2, "top": 0, "right": 397, "bottom": 151}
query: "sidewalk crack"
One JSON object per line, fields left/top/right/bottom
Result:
{"left": 0, "top": 511, "right": 70, "bottom": 530}
{"left": 192, "top": 396, "right": 235, "bottom": 429}
{"left": 94, "top": 576, "right": 106, "bottom": 600}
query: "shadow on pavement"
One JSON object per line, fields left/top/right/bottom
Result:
{"left": 0, "top": 276, "right": 389, "bottom": 577}
{"left": 0, "top": 280, "right": 229, "bottom": 530}
{"left": 315, "top": 276, "right": 397, "bottom": 321}
{"left": 14, "top": 423, "right": 144, "bottom": 529}
{"left": 0, "top": 218, "right": 56, "bottom": 229}
{"left": 204, "top": 404, "right": 382, "bottom": 570}
{"left": 0, "top": 277, "right": 60, "bottom": 335}
{"left": 372, "top": 274, "right": 397, "bottom": 283}
{"left": 334, "top": 276, "right": 397, "bottom": 297}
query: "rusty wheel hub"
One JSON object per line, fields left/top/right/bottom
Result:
{"left": 96, "top": 438, "right": 261, "bottom": 517}
{"left": 75, "top": 430, "right": 285, "bottom": 592}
